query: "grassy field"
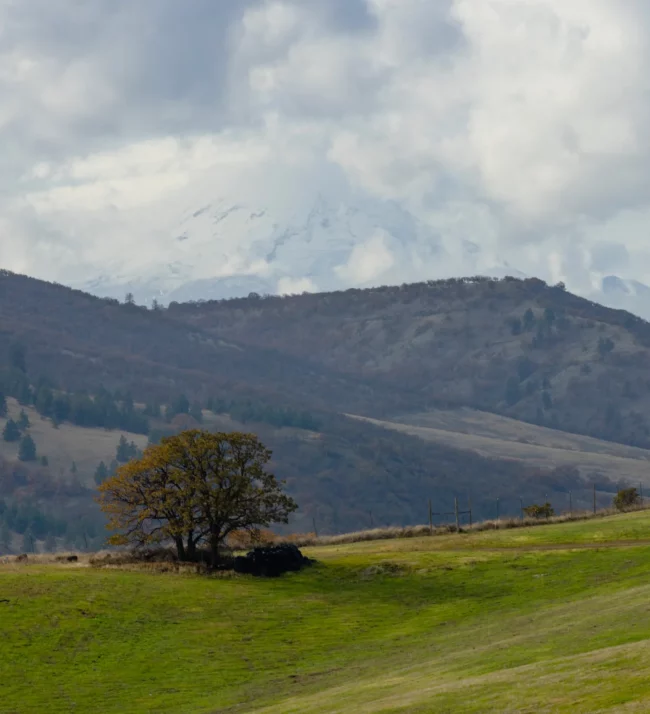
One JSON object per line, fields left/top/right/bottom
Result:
{"left": 4, "top": 512, "right": 650, "bottom": 713}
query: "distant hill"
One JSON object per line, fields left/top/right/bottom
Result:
{"left": 171, "top": 275, "right": 650, "bottom": 449}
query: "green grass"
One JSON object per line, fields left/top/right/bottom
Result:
{"left": 4, "top": 512, "right": 650, "bottom": 713}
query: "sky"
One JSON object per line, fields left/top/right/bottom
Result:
{"left": 2, "top": 0, "right": 650, "bottom": 294}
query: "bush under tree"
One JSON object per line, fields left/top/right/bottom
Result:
{"left": 523, "top": 502, "right": 555, "bottom": 519}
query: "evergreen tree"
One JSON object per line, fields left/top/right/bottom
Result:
{"left": 34, "top": 386, "right": 54, "bottom": 417}
{"left": 523, "top": 308, "right": 536, "bottom": 331}
{"left": 71, "top": 461, "right": 78, "bottom": 475}
{"left": 3, "top": 419, "right": 20, "bottom": 443}
{"left": 18, "top": 434, "right": 37, "bottom": 462}
{"left": 16, "top": 409, "right": 30, "bottom": 431}
{"left": 9, "top": 342, "right": 26, "bottom": 374}
{"left": 124, "top": 292, "right": 135, "bottom": 305}
{"left": 40, "top": 455, "right": 49, "bottom": 467}
{"left": 94, "top": 461, "right": 109, "bottom": 486}
{"left": 116, "top": 435, "right": 131, "bottom": 463}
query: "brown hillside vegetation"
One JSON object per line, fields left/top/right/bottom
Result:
{"left": 171, "top": 276, "right": 650, "bottom": 449}
{"left": 0, "top": 271, "right": 646, "bottom": 537}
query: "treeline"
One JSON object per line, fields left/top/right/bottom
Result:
{"left": 0, "top": 343, "right": 149, "bottom": 434}
{"left": 207, "top": 397, "right": 321, "bottom": 431}
{"left": 0, "top": 498, "right": 105, "bottom": 554}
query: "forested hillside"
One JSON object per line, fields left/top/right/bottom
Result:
{"left": 2, "top": 270, "right": 647, "bottom": 548}
{"left": 171, "top": 276, "right": 650, "bottom": 449}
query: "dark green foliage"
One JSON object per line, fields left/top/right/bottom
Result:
{"left": 94, "top": 461, "right": 109, "bottom": 486}
{"left": 18, "top": 434, "right": 37, "bottom": 462}
{"left": 613, "top": 488, "right": 642, "bottom": 511}
{"left": 16, "top": 410, "right": 30, "bottom": 431}
{"left": 40, "top": 455, "right": 48, "bottom": 467}
{"left": 36, "top": 388, "right": 149, "bottom": 434}
{"left": 523, "top": 308, "right": 536, "bottom": 331}
{"left": 209, "top": 398, "right": 321, "bottom": 431}
{"left": 116, "top": 435, "right": 138, "bottom": 463}
{"left": 3, "top": 419, "right": 20, "bottom": 443}
{"left": 523, "top": 502, "right": 555, "bottom": 519}
{"left": 0, "top": 392, "right": 6, "bottom": 418}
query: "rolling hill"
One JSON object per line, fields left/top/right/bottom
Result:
{"left": 4, "top": 270, "right": 650, "bottom": 543}
{"left": 5, "top": 510, "right": 650, "bottom": 712}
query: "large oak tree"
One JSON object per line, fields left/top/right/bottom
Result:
{"left": 97, "top": 430, "right": 297, "bottom": 565}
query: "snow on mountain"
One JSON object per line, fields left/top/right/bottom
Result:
{"left": 78, "top": 180, "right": 451, "bottom": 305}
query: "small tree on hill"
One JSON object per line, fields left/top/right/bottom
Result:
{"left": 523, "top": 502, "right": 555, "bottom": 519}
{"left": 16, "top": 410, "right": 30, "bottom": 431}
{"left": 613, "top": 487, "right": 642, "bottom": 512}
{"left": 97, "top": 430, "right": 298, "bottom": 566}
{"left": 18, "top": 434, "right": 37, "bottom": 462}
{"left": 3, "top": 419, "right": 20, "bottom": 443}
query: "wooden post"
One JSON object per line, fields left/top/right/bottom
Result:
{"left": 640, "top": 483, "right": 644, "bottom": 502}
{"left": 454, "top": 497, "right": 460, "bottom": 533}
{"left": 369, "top": 510, "right": 374, "bottom": 528}
{"left": 468, "top": 497, "right": 473, "bottom": 528}
{"left": 83, "top": 532, "right": 88, "bottom": 551}
{"left": 428, "top": 499, "right": 433, "bottom": 535}
{"left": 312, "top": 517, "right": 318, "bottom": 538}
{"left": 593, "top": 483, "right": 596, "bottom": 515}
{"left": 496, "top": 497, "right": 500, "bottom": 522}
{"left": 569, "top": 491, "right": 572, "bottom": 516}
{"left": 520, "top": 497, "right": 524, "bottom": 521}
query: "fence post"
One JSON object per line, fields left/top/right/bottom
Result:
{"left": 312, "top": 517, "right": 318, "bottom": 538}
{"left": 640, "top": 483, "right": 644, "bottom": 502}
{"left": 593, "top": 483, "right": 596, "bottom": 515}
{"left": 569, "top": 491, "right": 572, "bottom": 516}
{"left": 369, "top": 510, "right": 374, "bottom": 528}
{"left": 496, "top": 497, "right": 500, "bottom": 522}
{"left": 520, "top": 497, "right": 524, "bottom": 521}
{"left": 455, "top": 497, "right": 460, "bottom": 533}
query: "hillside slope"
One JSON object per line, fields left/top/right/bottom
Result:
{"left": 5, "top": 511, "right": 650, "bottom": 713}
{"left": 171, "top": 276, "right": 650, "bottom": 448}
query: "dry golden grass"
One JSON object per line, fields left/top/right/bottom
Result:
{"left": 349, "top": 409, "right": 650, "bottom": 485}
{"left": 0, "top": 398, "right": 148, "bottom": 484}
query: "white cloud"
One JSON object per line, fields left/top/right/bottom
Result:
{"left": 4, "top": 0, "right": 650, "bottom": 294}
{"left": 335, "top": 230, "right": 395, "bottom": 285}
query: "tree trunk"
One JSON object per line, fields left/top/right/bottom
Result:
{"left": 186, "top": 535, "right": 197, "bottom": 563}
{"left": 174, "top": 536, "right": 186, "bottom": 561}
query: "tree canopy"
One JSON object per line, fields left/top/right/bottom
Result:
{"left": 97, "top": 430, "right": 297, "bottom": 565}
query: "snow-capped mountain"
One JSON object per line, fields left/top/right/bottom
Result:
{"left": 588, "top": 275, "right": 650, "bottom": 321}
{"left": 77, "top": 182, "right": 452, "bottom": 305}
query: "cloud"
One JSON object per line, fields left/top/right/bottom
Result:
{"left": 4, "top": 0, "right": 650, "bottom": 293}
